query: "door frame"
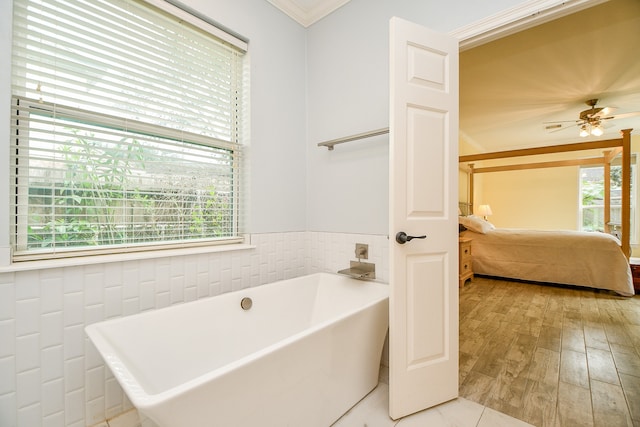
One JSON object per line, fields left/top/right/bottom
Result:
{"left": 451, "top": 0, "right": 605, "bottom": 51}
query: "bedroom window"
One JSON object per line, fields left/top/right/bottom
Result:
{"left": 580, "top": 157, "right": 637, "bottom": 244}
{"left": 10, "top": 0, "right": 248, "bottom": 261}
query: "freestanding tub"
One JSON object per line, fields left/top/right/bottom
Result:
{"left": 86, "top": 272, "right": 389, "bottom": 427}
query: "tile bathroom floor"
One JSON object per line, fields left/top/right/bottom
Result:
{"left": 104, "top": 386, "right": 531, "bottom": 427}
{"left": 332, "top": 382, "right": 533, "bottom": 427}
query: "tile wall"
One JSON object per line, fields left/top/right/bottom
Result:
{"left": 0, "top": 231, "right": 389, "bottom": 427}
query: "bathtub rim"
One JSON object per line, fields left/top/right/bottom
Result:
{"left": 85, "top": 272, "right": 389, "bottom": 408}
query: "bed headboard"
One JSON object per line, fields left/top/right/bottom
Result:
{"left": 458, "top": 202, "right": 472, "bottom": 216}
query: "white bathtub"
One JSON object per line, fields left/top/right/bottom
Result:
{"left": 86, "top": 272, "right": 389, "bottom": 427}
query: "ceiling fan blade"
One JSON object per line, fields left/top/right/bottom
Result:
{"left": 545, "top": 122, "right": 578, "bottom": 133}
{"left": 609, "top": 111, "right": 640, "bottom": 120}
{"left": 594, "top": 106, "right": 617, "bottom": 117}
{"left": 542, "top": 120, "right": 580, "bottom": 124}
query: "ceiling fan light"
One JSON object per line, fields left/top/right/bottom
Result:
{"left": 579, "top": 126, "right": 589, "bottom": 137}
{"left": 591, "top": 125, "right": 603, "bottom": 136}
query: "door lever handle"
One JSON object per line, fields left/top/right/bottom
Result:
{"left": 395, "top": 232, "right": 426, "bottom": 244}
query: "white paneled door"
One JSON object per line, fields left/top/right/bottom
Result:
{"left": 388, "top": 17, "right": 459, "bottom": 420}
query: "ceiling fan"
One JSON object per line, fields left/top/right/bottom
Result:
{"left": 544, "top": 99, "right": 640, "bottom": 137}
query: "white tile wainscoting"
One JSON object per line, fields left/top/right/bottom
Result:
{"left": 0, "top": 231, "right": 389, "bottom": 427}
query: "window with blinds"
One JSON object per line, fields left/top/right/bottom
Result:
{"left": 10, "top": 0, "right": 247, "bottom": 260}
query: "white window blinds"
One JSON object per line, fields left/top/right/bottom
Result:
{"left": 10, "top": 0, "right": 247, "bottom": 260}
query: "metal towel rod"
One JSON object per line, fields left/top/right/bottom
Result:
{"left": 317, "top": 127, "right": 389, "bottom": 150}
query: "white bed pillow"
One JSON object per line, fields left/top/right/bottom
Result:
{"left": 459, "top": 215, "right": 495, "bottom": 234}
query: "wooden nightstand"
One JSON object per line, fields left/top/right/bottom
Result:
{"left": 459, "top": 237, "right": 473, "bottom": 288}
{"left": 629, "top": 258, "right": 640, "bottom": 294}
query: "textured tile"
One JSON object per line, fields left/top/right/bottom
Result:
{"left": 561, "top": 326, "right": 585, "bottom": 353}
{"left": 459, "top": 371, "right": 495, "bottom": 405}
{"left": 105, "top": 378, "right": 124, "bottom": 418}
{"left": 559, "top": 349, "right": 589, "bottom": 389}
{"left": 537, "top": 326, "right": 561, "bottom": 352}
{"left": 62, "top": 267, "right": 83, "bottom": 294}
{"left": 64, "top": 357, "right": 84, "bottom": 393}
{"left": 477, "top": 407, "right": 534, "bottom": 427}
{"left": 106, "top": 408, "right": 141, "bottom": 427}
{"left": 612, "top": 348, "right": 640, "bottom": 376}
{"left": 63, "top": 292, "right": 84, "bottom": 327}
{"left": 0, "top": 393, "right": 16, "bottom": 427}
{"left": 555, "top": 381, "right": 593, "bottom": 426}
{"left": 584, "top": 323, "right": 610, "bottom": 350}
{"left": 16, "top": 368, "right": 41, "bottom": 408}
{"left": 41, "top": 345, "right": 63, "bottom": 383}
{"left": 42, "top": 378, "right": 65, "bottom": 417}
{"left": 86, "top": 367, "right": 104, "bottom": 401}
{"left": 590, "top": 379, "right": 634, "bottom": 427}
{"left": 397, "top": 397, "right": 484, "bottom": 427}
{"left": 619, "top": 373, "right": 640, "bottom": 422}
{"left": 14, "top": 270, "right": 40, "bottom": 300}
{"left": 41, "top": 311, "right": 63, "bottom": 348}
{"left": 17, "top": 403, "right": 41, "bottom": 427}
{"left": 0, "top": 356, "right": 16, "bottom": 396}
{"left": 0, "top": 282, "right": 15, "bottom": 321}
{"left": 604, "top": 323, "right": 633, "bottom": 346}
{"left": 522, "top": 380, "right": 557, "bottom": 427}
{"left": 332, "top": 384, "right": 395, "bottom": 427}
{"left": 15, "top": 333, "right": 39, "bottom": 373}
{"left": 104, "top": 263, "right": 124, "bottom": 289}
{"left": 41, "top": 277, "right": 64, "bottom": 314}
{"left": 15, "top": 298, "right": 40, "bottom": 337}
{"left": 85, "top": 274, "right": 105, "bottom": 306}
{"left": 105, "top": 287, "right": 123, "bottom": 319}
{"left": 42, "top": 411, "right": 65, "bottom": 427}
{"left": 64, "top": 387, "right": 85, "bottom": 424}
{"left": 587, "top": 347, "right": 620, "bottom": 385}
{"left": 526, "top": 347, "right": 560, "bottom": 386}
{"left": 85, "top": 395, "right": 106, "bottom": 426}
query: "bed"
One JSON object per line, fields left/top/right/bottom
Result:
{"left": 459, "top": 215, "right": 634, "bottom": 296}
{"left": 459, "top": 131, "right": 633, "bottom": 259}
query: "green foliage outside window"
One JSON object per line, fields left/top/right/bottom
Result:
{"left": 26, "top": 130, "right": 233, "bottom": 249}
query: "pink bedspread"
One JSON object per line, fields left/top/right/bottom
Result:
{"left": 460, "top": 228, "right": 634, "bottom": 296}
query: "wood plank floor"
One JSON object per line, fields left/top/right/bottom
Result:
{"left": 459, "top": 276, "right": 640, "bottom": 427}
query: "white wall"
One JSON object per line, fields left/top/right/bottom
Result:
{"left": 305, "top": 0, "right": 530, "bottom": 235}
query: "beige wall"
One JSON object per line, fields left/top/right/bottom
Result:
{"left": 480, "top": 166, "right": 579, "bottom": 230}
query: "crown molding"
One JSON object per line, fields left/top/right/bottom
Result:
{"left": 267, "top": 0, "right": 351, "bottom": 27}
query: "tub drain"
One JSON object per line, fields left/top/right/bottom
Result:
{"left": 240, "top": 297, "right": 253, "bottom": 310}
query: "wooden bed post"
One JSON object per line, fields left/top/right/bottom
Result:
{"left": 604, "top": 151, "right": 611, "bottom": 235}
{"left": 468, "top": 163, "right": 474, "bottom": 214}
{"left": 621, "top": 129, "right": 632, "bottom": 258}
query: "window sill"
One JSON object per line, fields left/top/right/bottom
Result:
{"left": 0, "top": 243, "right": 256, "bottom": 273}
